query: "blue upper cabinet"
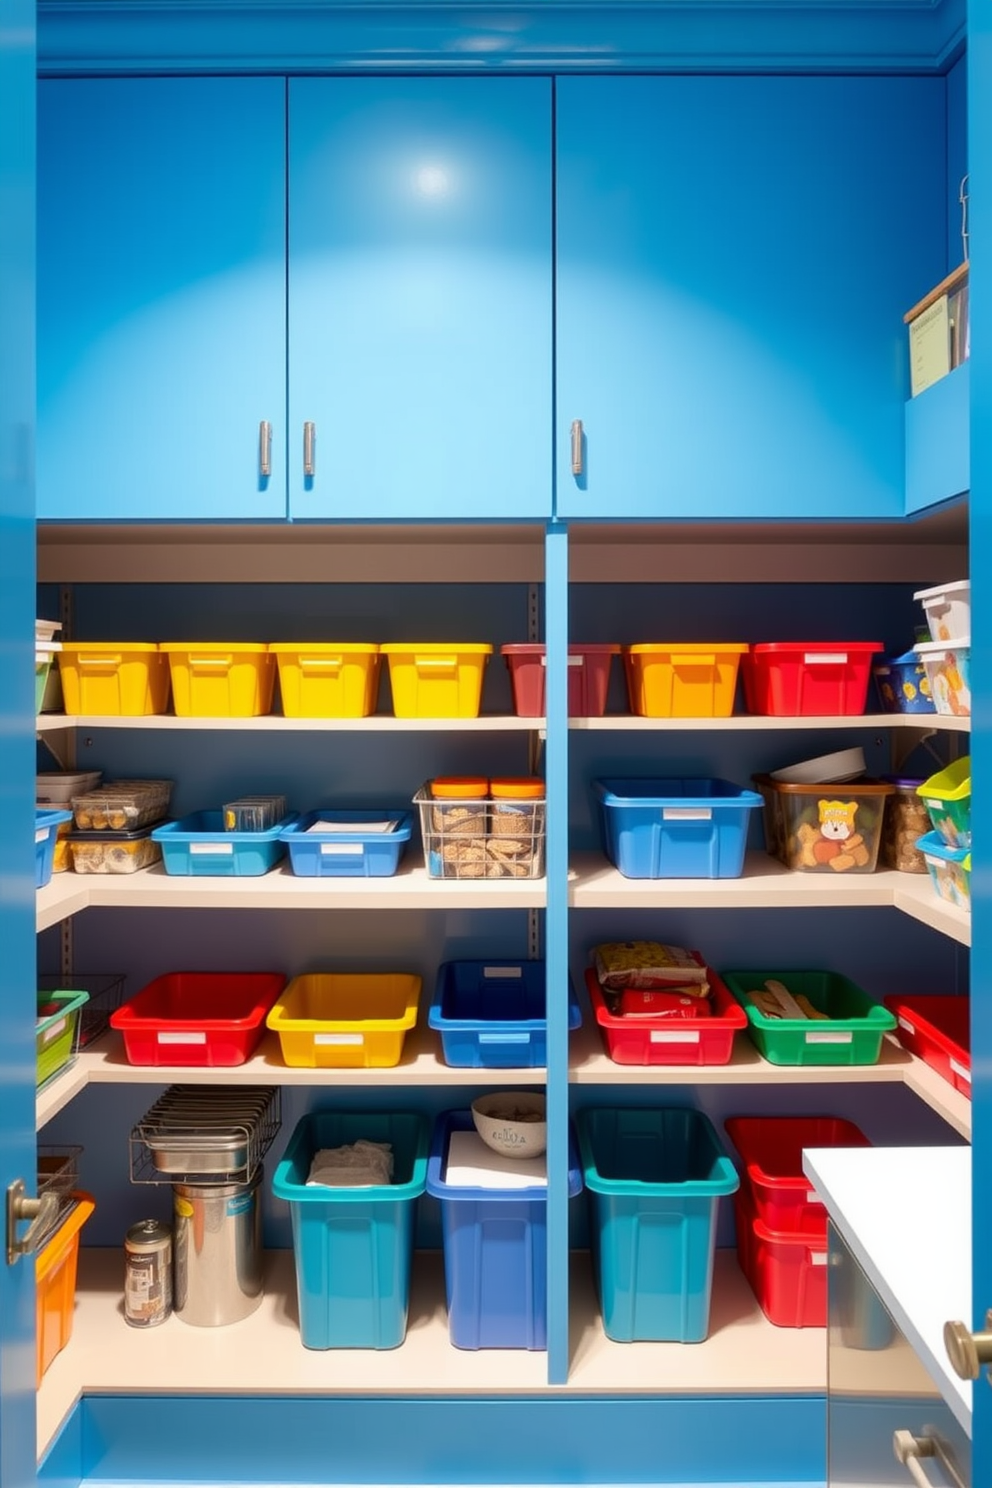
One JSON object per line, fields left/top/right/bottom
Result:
{"left": 37, "top": 78, "right": 288, "bottom": 521}
{"left": 288, "top": 78, "right": 553, "bottom": 521}
{"left": 555, "top": 76, "right": 948, "bottom": 520}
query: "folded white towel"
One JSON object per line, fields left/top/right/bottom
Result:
{"left": 306, "top": 1140, "right": 394, "bottom": 1187}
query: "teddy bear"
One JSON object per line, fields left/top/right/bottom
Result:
{"left": 795, "top": 798, "right": 871, "bottom": 872}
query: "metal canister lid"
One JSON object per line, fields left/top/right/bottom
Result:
{"left": 126, "top": 1218, "right": 172, "bottom": 1251}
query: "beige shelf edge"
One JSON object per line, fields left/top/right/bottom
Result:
{"left": 37, "top": 1248, "right": 825, "bottom": 1462}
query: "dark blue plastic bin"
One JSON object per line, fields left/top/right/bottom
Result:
{"left": 577, "top": 1106, "right": 739, "bottom": 1342}
{"left": 153, "top": 811, "right": 296, "bottom": 876}
{"left": 280, "top": 810, "right": 412, "bottom": 878}
{"left": 872, "top": 650, "right": 936, "bottom": 715}
{"left": 428, "top": 960, "right": 581, "bottom": 1068}
{"left": 36, "top": 807, "right": 72, "bottom": 888}
{"left": 426, "top": 1109, "right": 582, "bottom": 1350}
{"left": 271, "top": 1109, "right": 429, "bottom": 1349}
{"left": 594, "top": 778, "right": 761, "bottom": 879}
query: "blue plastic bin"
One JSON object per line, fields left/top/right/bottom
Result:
{"left": 872, "top": 650, "right": 936, "bottom": 715}
{"left": 279, "top": 810, "right": 412, "bottom": 878}
{"left": 594, "top": 778, "right": 762, "bottom": 879}
{"left": 36, "top": 808, "right": 72, "bottom": 888}
{"left": 271, "top": 1109, "right": 429, "bottom": 1349}
{"left": 577, "top": 1106, "right": 739, "bottom": 1342}
{"left": 152, "top": 811, "right": 296, "bottom": 877}
{"left": 428, "top": 960, "right": 581, "bottom": 1068}
{"left": 426, "top": 1109, "right": 582, "bottom": 1350}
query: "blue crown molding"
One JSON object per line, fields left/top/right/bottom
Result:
{"left": 38, "top": 0, "right": 966, "bottom": 76}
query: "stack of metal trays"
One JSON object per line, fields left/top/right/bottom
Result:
{"left": 129, "top": 1086, "right": 281, "bottom": 1185}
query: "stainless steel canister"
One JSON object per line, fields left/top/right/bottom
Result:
{"left": 124, "top": 1218, "right": 173, "bottom": 1328}
{"left": 172, "top": 1173, "right": 263, "bottom": 1327}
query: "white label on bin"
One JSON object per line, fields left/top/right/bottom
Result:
{"left": 190, "top": 841, "right": 233, "bottom": 855}
{"left": 651, "top": 1029, "right": 700, "bottom": 1044}
{"left": 897, "top": 1017, "right": 917, "bottom": 1035}
{"left": 950, "top": 1059, "right": 971, "bottom": 1084}
{"left": 804, "top": 1030, "right": 853, "bottom": 1044}
{"left": 803, "top": 652, "right": 847, "bottom": 665}
{"left": 320, "top": 842, "right": 363, "bottom": 856}
{"left": 41, "top": 1018, "right": 66, "bottom": 1043}
{"left": 35, "top": 828, "right": 48, "bottom": 844}
{"left": 662, "top": 807, "right": 712, "bottom": 821}
{"left": 157, "top": 1031, "right": 207, "bottom": 1045}
{"left": 925, "top": 799, "right": 942, "bottom": 811}
{"left": 810, "top": 1251, "right": 829, "bottom": 1267}
{"left": 539, "top": 656, "right": 584, "bottom": 667}
{"left": 483, "top": 966, "right": 523, "bottom": 979}
{"left": 314, "top": 1032, "right": 363, "bottom": 1046}
{"left": 925, "top": 855, "right": 942, "bottom": 869}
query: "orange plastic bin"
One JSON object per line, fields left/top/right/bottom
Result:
{"left": 36, "top": 1192, "right": 95, "bottom": 1385}
{"left": 624, "top": 643, "right": 748, "bottom": 717}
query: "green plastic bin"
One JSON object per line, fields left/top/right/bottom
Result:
{"left": 917, "top": 757, "right": 971, "bottom": 849}
{"left": 719, "top": 971, "right": 896, "bottom": 1067}
{"left": 36, "top": 990, "right": 89, "bottom": 1089}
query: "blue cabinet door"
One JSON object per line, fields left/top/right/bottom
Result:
{"left": 37, "top": 78, "right": 287, "bottom": 522}
{"left": 556, "top": 76, "right": 947, "bottom": 520}
{"left": 288, "top": 79, "right": 552, "bottom": 521}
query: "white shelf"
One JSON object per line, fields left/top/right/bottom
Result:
{"left": 36, "top": 710, "right": 971, "bottom": 734}
{"left": 36, "top": 1024, "right": 970, "bottom": 1137}
{"left": 38, "top": 712, "right": 540, "bottom": 732}
{"left": 572, "top": 713, "right": 970, "bottom": 733}
{"left": 36, "top": 875, "right": 90, "bottom": 932}
{"left": 37, "top": 1247, "right": 823, "bottom": 1461}
{"left": 568, "top": 853, "right": 971, "bottom": 943}
{"left": 59, "top": 859, "right": 546, "bottom": 912}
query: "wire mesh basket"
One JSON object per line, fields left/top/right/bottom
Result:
{"left": 38, "top": 973, "right": 126, "bottom": 1049}
{"left": 129, "top": 1085, "right": 281, "bottom": 1186}
{"left": 413, "top": 783, "right": 546, "bottom": 880}
{"left": 36, "top": 1144, "right": 84, "bottom": 1247}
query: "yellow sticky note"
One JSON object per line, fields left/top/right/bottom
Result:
{"left": 909, "top": 293, "right": 951, "bottom": 396}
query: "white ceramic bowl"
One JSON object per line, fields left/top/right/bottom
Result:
{"left": 770, "top": 747, "right": 866, "bottom": 786}
{"left": 471, "top": 1092, "right": 547, "bottom": 1160}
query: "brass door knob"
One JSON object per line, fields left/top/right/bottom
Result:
{"left": 944, "top": 1315, "right": 992, "bottom": 1380}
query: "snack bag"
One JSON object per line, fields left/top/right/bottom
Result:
{"left": 594, "top": 941, "right": 710, "bottom": 996}
{"left": 617, "top": 989, "right": 713, "bottom": 1020}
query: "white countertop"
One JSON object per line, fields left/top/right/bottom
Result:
{"left": 803, "top": 1144, "right": 972, "bottom": 1436}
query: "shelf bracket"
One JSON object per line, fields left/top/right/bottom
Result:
{"left": 528, "top": 908, "right": 541, "bottom": 960}
{"left": 889, "top": 725, "right": 954, "bottom": 777}
{"left": 61, "top": 919, "right": 74, "bottom": 983}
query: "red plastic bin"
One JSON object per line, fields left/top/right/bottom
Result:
{"left": 501, "top": 644, "right": 619, "bottom": 717}
{"left": 734, "top": 1188, "right": 828, "bottom": 1328}
{"left": 111, "top": 971, "right": 286, "bottom": 1066}
{"left": 585, "top": 965, "right": 747, "bottom": 1066}
{"left": 742, "top": 642, "right": 883, "bottom": 716}
{"left": 884, "top": 994, "right": 971, "bottom": 1097}
{"left": 724, "top": 1116, "right": 869, "bottom": 1234}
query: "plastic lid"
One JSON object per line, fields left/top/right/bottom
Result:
{"left": 159, "top": 642, "right": 268, "bottom": 652}
{"left": 268, "top": 642, "right": 378, "bottom": 653}
{"left": 625, "top": 642, "right": 748, "bottom": 654}
{"left": 500, "top": 643, "right": 620, "bottom": 655}
{"left": 431, "top": 777, "right": 489, "bottom": 798}
{"left": 380, "top": 642, "right": 493, "bottom": 654}
{"left": 751, "top": 641, "right": 884, "bottom": 653}
{"left": 60, "top": 641, "right": 159, "bottom": 652}
{"left": 490, "top": 778, "right": 545, "bottom": 799}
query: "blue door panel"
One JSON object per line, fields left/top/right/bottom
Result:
{"left": 556, "top": 75, "right": 948, "bottom": 520}
{"left": 37, "top": 78, "right": 287, "bottom": 522}
{"left": 289, "top": 78, "right": 552, "bottom": 520}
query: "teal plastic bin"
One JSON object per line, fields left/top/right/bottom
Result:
{"left": 272, "top": 1110, "right": 429, "bottom": 1349}
{"left": 577, "top": 1106, "right": 739, "bottom": 1342}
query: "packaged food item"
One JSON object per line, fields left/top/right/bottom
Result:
{"left": 222, "top": 795, "right": 288, "bottom": 833}
{"left": 617, "top": 989, "right": 713, "bottom": 1020}
{"left": 69, "top": 827, "right": 162, "bottom": 875}
{"left": 879, "top": 778, "right": 929, "bottom": 873}
{"left": 71, "top": 779, "right": 173, "bottom": 832}
{"left": 593, "top": 942, "right": 711, "bottom": 995}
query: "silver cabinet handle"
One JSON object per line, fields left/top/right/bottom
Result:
{"left": 259, "top": 421, "right": 272, "bottom": 478}
{"left": 893, "top": 1431, "right": 966, "bottom": 1488}
{"left": 303, "top": 421, "right": 316, "bottom": 478}
{"left": 570, "top": 419, "right": 584, "bottom": 476}
{"left": 7, "top": 1180, "right": 60, "bottom": 1264}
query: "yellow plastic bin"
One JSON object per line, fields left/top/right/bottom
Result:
{"left": 624, "top": 643, "right": 748, "bottom": 717}
{"left": 161, "top": 643, "right": 275, "bottom": 717}
{"left": 269, "top": 643, "right": 381, "bottom": 718}
{"left": 381, "top": 643, "right": 492, "bottom": 718}
{"left": 58, "top": 643, "right": 170, "bottom": 716}
{"left": 266, "top": 973, "right": 422, "bottom": 1068}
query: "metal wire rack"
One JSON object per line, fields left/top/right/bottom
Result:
{"left": 129, "top": 1085, "right": 281, "bottom": 1186}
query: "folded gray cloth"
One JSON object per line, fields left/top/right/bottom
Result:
{"left": 306, "top": 1140, "right": 394, "bottom": 1187}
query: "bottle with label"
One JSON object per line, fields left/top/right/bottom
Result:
{"left": 124, "top": 1218, "right": 173, "bottom": 1328}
